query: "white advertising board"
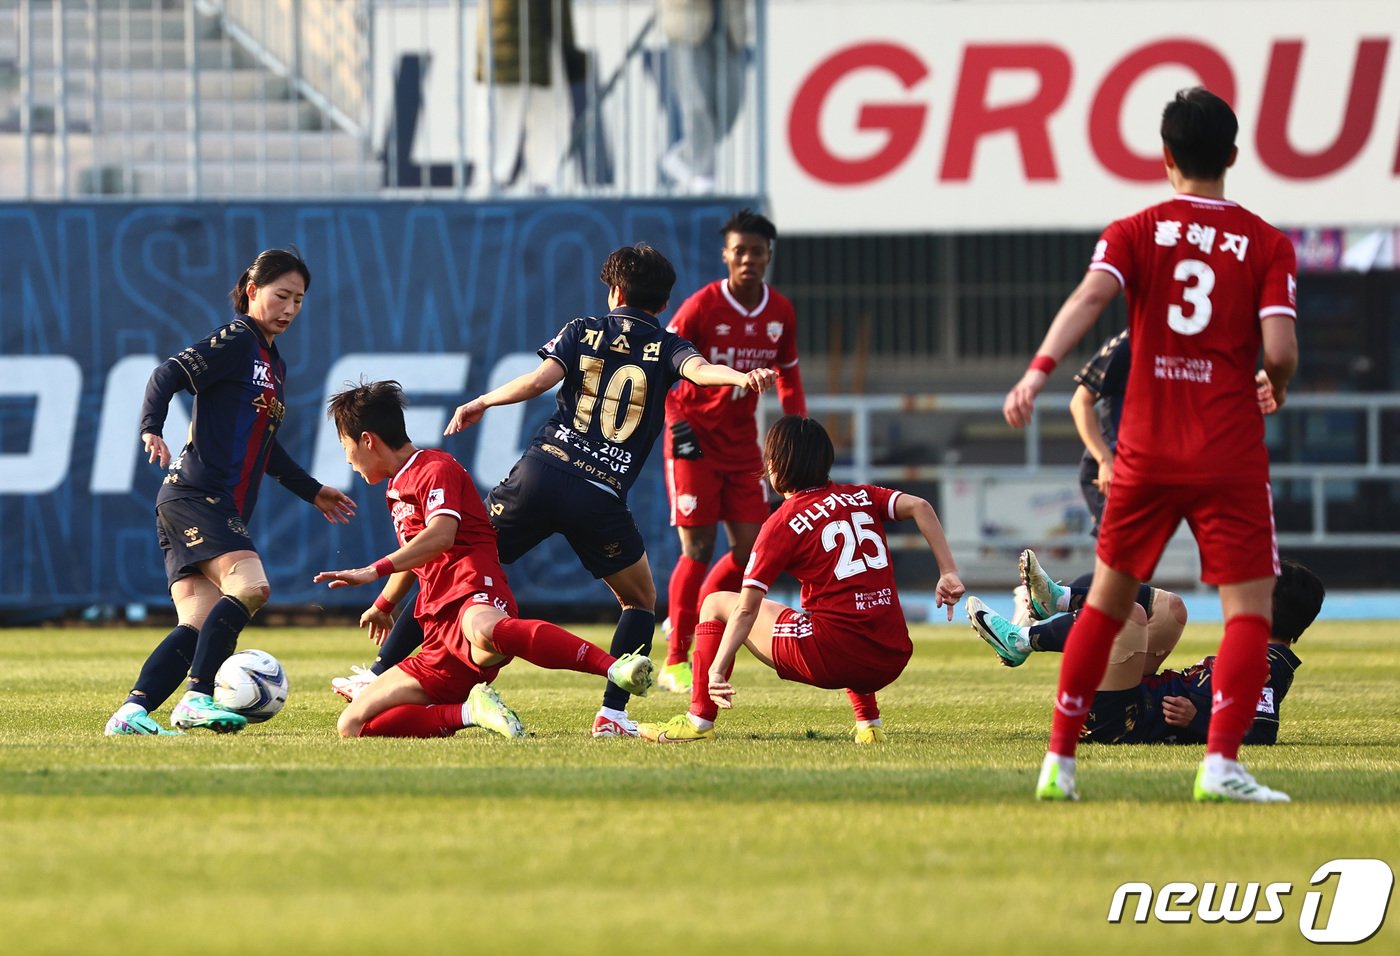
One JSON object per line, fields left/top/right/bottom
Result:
{"left": 766, "top": 1, "right": 1400, "bottom": 232}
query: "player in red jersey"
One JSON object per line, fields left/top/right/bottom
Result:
{"left": 639, "top": 415, "right": 964, "bottom": 744}
{"left": 313, "top": 381, "right": 655, "bottom": 739}
{"left": 1002, "top": 88, "right": 1299, "bottom": 803}
{"left": 660, "top": 209, "right": 807, "bottom": 694}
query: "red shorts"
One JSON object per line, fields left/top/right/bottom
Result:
{"left": 395, "top": 587, "right": 516, "bottom": 704}
{"left": 768, "top": 608, "right": 911, "bottom": 694}
{"left": 665, "top": 454, "right": 770, "bottom": 527}
{"left": 1097, "top": 477, "right": 1280, "bottom": 585}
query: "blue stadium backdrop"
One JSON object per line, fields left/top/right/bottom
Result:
{"left": 0, "top": 199, "right": 754, "bottom": 615}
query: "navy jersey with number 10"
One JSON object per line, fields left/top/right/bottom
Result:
{"left": 526, "top": 306, "right": 700, "bottom": 498}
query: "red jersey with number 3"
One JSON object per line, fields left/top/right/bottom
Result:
{"left": 1089, "top": 195, "right": 1296, "bottom": 484}
{"left": 386, "top": 448, "right": 511, "bottom": 620}
{"left": 665, "top": 280, "right": 800, "bottom": 464}
{"left": 742, "top": 482, "right": 910, "bottom": 656}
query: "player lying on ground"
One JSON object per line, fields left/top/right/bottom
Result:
{"left": 639, "top": 415, "right": 964, "bottom": 744}
{"left": 967, "top": 551, "right": 1323, "bottom": 745}
{"left": 313, "top": 380, "right": 654, "bottom": 739}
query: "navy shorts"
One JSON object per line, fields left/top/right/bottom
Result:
{"left": 155, "top": 495, "right": 257, "bottom": 588}
{"left": 1082, "top": 671, "right": 1192, "bottom": 745}
{"left": 485, "top": 454, "right": 645, "bottom": 579}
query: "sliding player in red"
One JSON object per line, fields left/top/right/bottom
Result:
{"left": 1003, "top": 88, "right": 1299, "bottom": 802}
{"left": 314, "top": 381, "right": 654, "bottom": 739}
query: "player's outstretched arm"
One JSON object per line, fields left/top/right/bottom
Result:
{"left": 314, "top": 514, "right": 459, "bottom": 588}
{"left": 681, "top": 355, "right": 777, "bottom": 393}
{"left": 445, "top": 358, "right": 566, "bottom": 435}
{"left": 1003, "top": 270, "right": 1120, "bottom": 428}
{"left": 894, "top": 493, "right": 964, "bottom": 619}
{"left": 709, "top": 586, "right": 765, "bottom": 709}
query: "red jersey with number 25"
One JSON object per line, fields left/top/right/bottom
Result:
{"left": 665, "top": 280, "right": 799, "bottom": 463}
{"left": 1089, "top": 195, "right": 1296, "bottom": 484}
{"left": 742, "top": 482, "right": 909, "bottom": 656}
{"left": 386, "top": 448, "right": 511, "bottom": 621}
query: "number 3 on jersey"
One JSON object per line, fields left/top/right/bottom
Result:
{"left": 822, "top": 511, "right": 889, "bottom": 580}
{"left": 1168, "top": 258, "right": 1215, "bottom": 335}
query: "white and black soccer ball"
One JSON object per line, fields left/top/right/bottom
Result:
{"left": 213, "top": 649, "right": 289, "bottom": 723}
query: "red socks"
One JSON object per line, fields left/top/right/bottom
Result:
{"left": 666, "top": 555, "right": 708, "bottom": 664}
{"left": 689, "top": 620, "right": 730, "bottom": 722}
{"left": 1048, "top": 604, "right": 1124, "bottom": 756}
{"left": 698, "top": 551, "right": 743, "bottom": 605}
{"left": 359, "top": 704, "right": 463, "bottom": 738}
{"left": 847, "top": 690, "right": 880, "bottom": 723}
{"left": 1206, "top": 614, "right": 1271, "bottom": 761}
{"left": 492, "top": 617, "right": 614, "bottom": 677}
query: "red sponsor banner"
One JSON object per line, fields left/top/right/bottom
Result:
{"left": 768, "top": 1, "right": 1400, "bottom": 232}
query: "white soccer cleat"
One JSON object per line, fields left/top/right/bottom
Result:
{"left": 1035, "top": 752, "right": 1079, "bottom": 801}
{"left": 591, "top": 707, "right": 640, "bottom": 738}
{"left": 331, "top": 664, "right": 377, "bottom": 702}
{"left": 1194, "top": 759, "right": 1291, "bottom": 803}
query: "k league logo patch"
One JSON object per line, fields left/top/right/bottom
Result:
{"left": 426, "top": 488, "right": 445, "bottom": 511}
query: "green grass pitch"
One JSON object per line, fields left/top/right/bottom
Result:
{"left": 2, "top": 620, "right": 1397, "bottom": 955}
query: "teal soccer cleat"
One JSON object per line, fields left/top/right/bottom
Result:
{"left": 966, "top": 596, "right": 1030, "bottom": 667}
{"left": 104, "top": 703, "right": 183, "bottom": 736}
{"left": 170, "top": 691, "right": 247, "bottom": 734}
{"left": 1019, "top": 549, "right": 1068, "bottom": 620}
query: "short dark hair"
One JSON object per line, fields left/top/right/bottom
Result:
{"left": 326, "top": 379, "right": 411, "bottom": 449}
{"left": 1272, "top": 559, "right": 1324, "bottom": 644}
{"left": 722, "top": 208, "right": 777, "bottom": 245}
{"left": 230, "top": 246, "right": 311, "bottom": 314}
{"left": 764, "top": 415, "right": 834, "bottom": 495}
{"left": 599, "top": 243, "right": 676, "bottom": 313}
{"left": 1160, "top": 87, "right": 1238, "bottom": 180}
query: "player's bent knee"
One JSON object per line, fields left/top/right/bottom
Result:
{"left": 699, "top": 589, "right": 736, "bottom": 621}
{"left": 222, "top": 558, "right": 271, "bottom": 615}
{"left": 1164, "top": 591, "right": 1188, "bottom": 626}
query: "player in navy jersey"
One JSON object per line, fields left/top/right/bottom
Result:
{"left": 1069, "top": 330, "right": 1130, "bottom": 534}
{"left": 1003, "top": 88, "right": 1299, "bottom": 802}
{"left": 968, "top": 555, "right": 1322, "bottom": 747}
{"left": 105, "top": 248, "right": 357, "bottom": 736}
{"left": 389, "top": 242, "right": 772, "bottom": 739}
{"left": 639, "top": 415, "right": 964, "bottom": 744}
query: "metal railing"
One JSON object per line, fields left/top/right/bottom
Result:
{"left": 759, "top": 391, "right": 1400, "bottom": 585}
{"left": 0, "top": 0, "right": 764, "bottom": 199}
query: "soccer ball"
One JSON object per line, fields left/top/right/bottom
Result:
{"left": 213, "top": 649, "right": 289, "bottom": 723}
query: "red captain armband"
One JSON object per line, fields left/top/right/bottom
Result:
{"left": 371, "top": 558, "right": 395, "bottom": 578}
{"left": 1027, "top": 354, "right": 1057, "bottom": 376}
{"left": 373, "top": 595, "right": 396, "bottom": 615}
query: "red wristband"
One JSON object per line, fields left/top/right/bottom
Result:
{"left": 1028, "top": 354, "right": 1057, "bottom": 375}
{"left": 373, "top": 595, "right": 396, "bottom": 614}
{"left": 371, "top": 557, "right": 395, "bottom": 578}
